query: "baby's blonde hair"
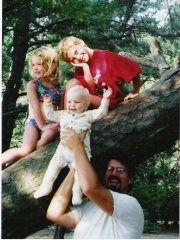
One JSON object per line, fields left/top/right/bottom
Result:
{"left": 58, "top": 36, "right": 87, "bottom": 62}
{"left": 29, "top": 46, "right": 61, "bottom": 83}
{"left": 67, "top": 85, "right": 90, "bottom": 108}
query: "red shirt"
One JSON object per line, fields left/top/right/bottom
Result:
{"left": 75, "top": 50, "right": 141, "bottom": 108}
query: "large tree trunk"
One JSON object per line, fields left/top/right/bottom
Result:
{"left": 92, "top": 69, "right": 179, "bottom": 171}
{"left": 2, "top": 19, "right": 29, "bottom": 152}
{"left": 2, "top": 69, "right": 179, "bottom": 239}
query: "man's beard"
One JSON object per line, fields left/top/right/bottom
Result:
{"left": 109, "top": 185, "right": 121, "bottom": 193}
{"left": 106, "top": 176, "right": 124, "bottom": 193}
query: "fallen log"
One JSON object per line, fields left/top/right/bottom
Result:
{"left": 2, "top": 69, "right": 179, "bottom": 239}
{"left": 91, "top": 69, "right": 179, "bottom": 172}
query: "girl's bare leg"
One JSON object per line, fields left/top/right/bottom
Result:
{"left": 89, "top": 94, "right": 101, "bottom": 108}
{"left": 2, "top": 124, "right": 39, "bottom": 166}
{"left": 36, "top": 128, "right": 59, "bottom": 149}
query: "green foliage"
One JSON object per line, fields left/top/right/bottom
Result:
{"left": 131, "top": 147, "right": 179, "bottom": 231}
{"left": 59, "top": 61, "right": 74, "bottom": 86}
{"left": 3, "top": 0, "right": 179, "bottom": 149}
{"left": 2, "top": 35, "right": 13, "bottom": 89}
{"left": 2, "top": 1, "right": 179, "bottom": 232}
{"left": 10, "top": 112, "right": 27, "bottom": 147}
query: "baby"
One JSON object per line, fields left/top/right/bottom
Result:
{"left": 34, "top": 84, "right": 112, "bottom": 205}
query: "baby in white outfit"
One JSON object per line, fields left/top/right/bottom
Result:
{"left": 34, "top": 85, "right": 112, "bottom": 205}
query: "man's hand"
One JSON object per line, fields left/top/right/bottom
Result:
{"left": 61, "top": 127, "right": 86, "bottom": 150}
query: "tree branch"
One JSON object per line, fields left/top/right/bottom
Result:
{"left": 148, "top": 37, "right": 170, "bottom": 72}
{"left": 2, "top": 105, "right": 28, "bottom": 117}
{"left": 118, "top": 51, "right": 159, "bottom": 69}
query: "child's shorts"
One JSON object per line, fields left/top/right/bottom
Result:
{"left": 26, "top": 118, "right": 55, "bottom": 130}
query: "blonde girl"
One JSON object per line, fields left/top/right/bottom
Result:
{"left": 2, "top": 46, "right": 62, "bottom": 166}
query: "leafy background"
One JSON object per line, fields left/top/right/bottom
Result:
{"left": 2, "top": 0, "right": 179, "bottom": 233}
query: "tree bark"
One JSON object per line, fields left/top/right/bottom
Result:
{"left": 2, "top": 104, "right": 28, "bottom": 117}
{"left": 148, "top": 37, "right": 170, "bottom": 72}
{"left": 118, "top": 51, "right": 159, "bottom": 69}
{"left": 2, "top": 19, "right": 29, "bottom": 151}
{"left": 2, "top": 69, "right": 179, "bottom": 239}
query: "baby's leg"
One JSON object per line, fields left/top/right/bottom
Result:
{"left": 34, "top": 149, "right": 65, "bottom": 198}
{"left": 72, "top": 171, "right": 83, "bottom": 205}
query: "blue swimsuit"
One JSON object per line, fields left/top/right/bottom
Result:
{"left": 26, "top": 80, "right": 62, "bottom": 129}
{"left": 35, "top": 80, "right": 62, "bottom": 105}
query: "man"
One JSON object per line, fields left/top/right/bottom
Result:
{"left": 47, "top": 128, "right": 144, "bottom": 238}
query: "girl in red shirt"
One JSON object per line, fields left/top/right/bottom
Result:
{"left": 58, "top": 36, "right": 141, "bottom": 109}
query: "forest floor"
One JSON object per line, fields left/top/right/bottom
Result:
{"left": 26, "top": 224, "right": 179, "bottom": 239}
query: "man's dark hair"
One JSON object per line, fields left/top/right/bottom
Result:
{"left": 103, "top": 150, "right": 136, "bottom": 178}
{"left": 92, "top": 150, "right": 137, "bottom": 191}
{"left": 97, "top": 150, "right": 137, "bottom": 192}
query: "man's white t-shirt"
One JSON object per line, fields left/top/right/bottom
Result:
{"left": 71, "top": 190, "right": 144, "bottom": 239}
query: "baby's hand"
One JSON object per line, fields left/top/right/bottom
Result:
{"left": 103, "top": 86, "right": 113, "bottom": 99}
{"left": 43, "top": 94, "right": 52, "bottom": 103}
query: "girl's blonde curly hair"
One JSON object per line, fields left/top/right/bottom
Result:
{"left": 58, "top": 36, "right": 87, "bottom": 62}
{"left": 29, "top": 46, "right": 61, "bottom": 83}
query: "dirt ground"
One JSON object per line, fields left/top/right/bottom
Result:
{"left": 26, "top": 224, "right": 179, "bottom": 239}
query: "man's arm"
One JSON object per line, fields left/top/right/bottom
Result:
{"left": 46, "top": 168, "right": 76, "bottom": 228}
{"left": 61, "top": 129, "right": 114, "bottom": 215}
